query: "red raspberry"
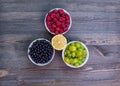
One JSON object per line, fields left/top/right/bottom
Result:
{"left": 56, "top": 27, "right": 60, "bottom": 31}
{"left": 61, "top": 14, "right": 66, "bottom": 17}
{"left": 59, "top": 17, "right": 65, "bottom": 22}
{"left": 59, "top": 9, "right": 64, "bottom": 15}
{"left": 52, "top": 9, "right": 58, "bottom": 14}
{"left": 61, "top": 23, "right": 66, "bottom": 28}
{"left": 47, "top": 22, "right": 51, "bottom": 27}
{"left": 55, "top": 31, "right": 59, "bottom": 35}
{"left": 48, "top": 26, "right": 51, "bottom": 29}
{"left": 51, "top": 13, "right": 56, "bottom": 18}
{"left": 66, "top": 20, "right": 70, "bottom": 25}
{"left": 62, "top": 17, "right": 65, "bottom": 21}
{"left": 50, "top": 28, "right": 54, "bottom": 33}
{"left": 55, "top": 13, "right": 60, "bottom": 18}
{"left": 64, "top": 27, "right": 68, "bottom": 32}
{"left": 48, "top": 12, "right": 52, "bottom": 16}
{"left": 59, "top": 17, "right": 62, "bottom": 22}
{"left": 53, "top": 18, "right": 58, "bottom": 22}
{"left": 56, "top": 21, "right": 61, "bottom": 26}
{"left": 46, "top": 16, "right": 51, "bottom": 21}
{"left": 65, "top": 14, "right": 70, "bottom": 20}
{"left": 52, "top": 24, "right": 56, "bottom": 29}
{"left": 59, "top": 29, "right": 64, "bottom": 33}
{"left": 48, "top": 21, "right": 53, "bottom": 26}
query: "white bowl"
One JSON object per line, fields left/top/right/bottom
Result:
{"left": 44, "top": 8, "right": 72, "bottom": 35}
{"left": 62, "top": 41, "right": 89, "bottom": 68}
{"left": 28, "top": 38, "right": 55, "bottom": 66}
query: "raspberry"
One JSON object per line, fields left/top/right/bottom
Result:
{"left": 55, "top": 13, "right": 60, "bottom": 18}
{"left": 63, "top": 18, "right": 66, "bottom": 21}
{"left": 55, "top": 31, "right": 59, "bottom": 35}
{"left": 59, "top": 9, "right": 64, "bottom": 15}
{"left": 48, "top": 12, "right": 52, "bottom": 16}
{"left": 52, "top": 9, "right": 58, "bottom": 14}
{"left": 59, "top": 17, "right": 62, "bottom": 22}
{"left": 66, "top": 20, "right": 70, "bottom": 25}
{"left": 48, "top": 25, "right": 51, "bottom": 29}
{"left": 52, "top": 24, "right": 56, "bottom": 29}
{"left": 53, "top": 18, "right": 58, "bottom": 22}
{"left": 46, "top": 16, "right": 51, "bottom": 21}
{"left": 65, "top": 14, "right": 70, "bottom": 20}
{"left": 61, "top": 23, "right": 66, "bottom": 28}
{"left": 51, "top": 13, "right": 56, "bottom": 18}
{"left": 50, "top": 28, "right": 54, "bottom": 33}
{"left": 61, "top": 14, "right": 66, "bottom": 17}
{"left": 59, "top": 29, "right": 64, "bottom": 33}
{"left": 59, "top": 17, "right": 65, "bottom": 22}
{"left": 56, "top": 27, "right": 60, "bottom": 31}
{"left": 64, "top": 27, "right": 68, "bottom": 31}
{"left": 47, "top": 22, "right": 51, "bottom": 27}
{"left": 56, "top": 21, "right": 61, "bottom": 26}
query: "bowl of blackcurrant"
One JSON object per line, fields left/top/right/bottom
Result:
{"left": 45, "top": 8, "right": 72, "bottom": 35}
{"left": 28, "top": 38, "right": 55, "bottom": 66}
{"left": 62, "top": 41, "right": 89, "bottom": 68}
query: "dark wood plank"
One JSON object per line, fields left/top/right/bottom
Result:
{"left": 0, "top": 12, "right": 120, "bottom": 33}
{"left": 0, "top": 80, "right": 17, "bottom": 86}
{"left": 0, "top": 1, "right": 120, "bottom": 12}
{"left": 1, "top": 67, "right": 120, "bottom": 86}
{"left": 0, "top": 0, "right": 120, "bottom": 86}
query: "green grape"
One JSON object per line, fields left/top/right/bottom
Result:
{"left": 65, "top": 50, "right": 70, "bottom": 55}
{"left": 66, "top": 46, "right": 69, "bottom": 50}
{"left": 73, "top": 58, "right": 78, "bottom": 63}
{"left": 71, "top": 52, "right": 76, "bottom": 57}
{"left": 70, "top": 43, "right": 75, "bottom": 46}
{"left": 82, "top": 50, "right": 87, "bottom": 57}
{"left": 64, "top": 52, "right": 67, "bottom": 56}
{"left": 82, "top": 57, "right": 86, "bottom": 62}
{"left": 69, "top": 46, "right": 76, "bottom": 52}
{"left": 70, "top": 58, "right": 74, "bottom": 65}
{"left": 73, "top": 58, "right": 80, "bottom": 66}
{"left": 77, "top": 43, "right": 84, "bottom": 49}
{"left": 80, "top": 46, "right": 85, "bottom": 50}
{"left": 64, "top": 54, "right": 68, "bottom": 57}
{"left": 75, "top": 42, "right": 81, "bottom": 48}
{"left": 79, "top": 60, "right": 83, "bottom": 65}
{"left": 64, "top": 57, "right": 70, "bottom": 64}
{"left": 68, "top": 54, "right": 72, "bottom": 58}
{"left": 76, "top": 51, "right": 82, "bottom": 57}
{"left": 74, "top": 63, "right": 80, "bottom": 67}
{"left": 77, "top": 48, "right": 82, "bottom": 51}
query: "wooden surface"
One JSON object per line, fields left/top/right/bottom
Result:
{"left": 0, "top": 0, "right": 120, "bottom": 86}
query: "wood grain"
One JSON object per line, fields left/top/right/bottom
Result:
{"left": 0, "top": 0, "right": 120, "bottom": 86}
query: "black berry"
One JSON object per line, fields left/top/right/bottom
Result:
{"left": 29, "top": 39, "right": 54, "bottom": 64}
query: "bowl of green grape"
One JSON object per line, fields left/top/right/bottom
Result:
{"left": 62, "top": 41, "right": 89, "bottom": 68}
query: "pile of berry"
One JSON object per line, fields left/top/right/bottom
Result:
{"left": 64, "top": 42, "right": 87, "bottom": 67}
{"left": 28, "top": 39, "right": 54, "bottom": 64}
{"left": 46, "top": 9, "right": 71, "bottom": 35}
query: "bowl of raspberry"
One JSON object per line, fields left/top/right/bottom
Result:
{"left": 45, "top": 8, "right": 72, "bottom": 35}
{"left": 28, "top": 38, "right": 55, "bottom": 66}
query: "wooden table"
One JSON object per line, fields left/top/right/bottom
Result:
{"left": 0, "top": 0, "right": 120, "bottom": 86}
